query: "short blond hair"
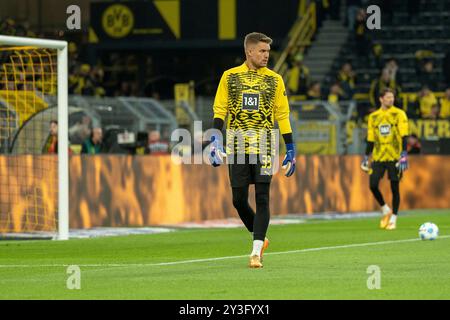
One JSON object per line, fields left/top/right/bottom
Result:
{"left": 244, "top": 32, "right": 272, "bottom": 50}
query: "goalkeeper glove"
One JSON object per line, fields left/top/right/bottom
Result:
{"left": 282, "top": 143, "right": 296, "bottom": 177}
{"left": 396, "top": 151, "right": 408, "bottom": 172}
{"left": 208, "top": 135, "right": 226, "bottom": 167}
{"left": 361, "top": 155, "right": 370, "bottom": 172}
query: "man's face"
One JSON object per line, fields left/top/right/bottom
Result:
{"left": 343, "top": 63, "right": 351, "bottom": 73}
{"left": 431, "top": 104, "right": 439, "bottom": 117}
{"left": 380, "top": 92, "right": 395, "bottom": 107}
{"left": 149, "top": 130, "right": 160, "bottom": 143}
{"left": 82, "top": 115, "right": 91, "bottom": 125}
{"left": 50, "top": 122, "right": 58, "bottom": 136}
{"left": 408, "top": 136, "right": 418, "bottom": 144}
{"left": 247, "top": 42, "right": 270, "bottom": 68}
{"left": 424, "top": 62, "right": 433, "bottom": 72}
{"left": 387, "top": 60, "right": 397, "bottom": 69}
{"left": 381, "top": 69, "right": 390, "bottom": 82}
{"left": 92, "top": 128, "right": 102, "bottom": 143}
{"left": 445, "top": 89, "right": 450, "bottom": 99}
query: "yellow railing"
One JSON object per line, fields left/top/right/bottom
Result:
{"left": 354, "top": 92, "right": 445, "bottom": 107}
{"left": 290, "top": 91, "right": 446, "bottom": 110}
{"left": 274, "top": 1, "right": 316, "bottom": 78}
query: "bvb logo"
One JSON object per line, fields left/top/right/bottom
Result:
{"left": 102, "top": 4, "right": 134, "bottom": 38}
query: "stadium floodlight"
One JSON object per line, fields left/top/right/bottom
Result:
{"left": 0, "top": 35, "right": 69, "bottom": 240}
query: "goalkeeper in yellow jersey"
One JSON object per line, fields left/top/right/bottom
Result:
{"left": 209, "top": 32, "right": 296, "bottom": 268}
{"left": 361, "top": 88, "right": 409, "bottom": 230}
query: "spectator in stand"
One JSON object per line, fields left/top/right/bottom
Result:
{"left": 415, "top": 50, "right": 434, "bottom": 76}
{"left": 384, "top": 58, "right": 401, "bottom": 87}
{"left": 69, "top": 64, "right": 93, "bottom": 95}
{"left": 439, "top": 87, "right": 450, "bottom": 119}
{"left": 303, "top": 81, "right": 323, "bottom": 112}
{"left": 346, "top": 0, "right": 361, "bottom": 31}
{"left": 43, "top": 120, "right": 58, "bottom": 154}
{"left": 337, "top": 62, "right": 356, "bottom": 99}
{"left": 369, "top": 68, "right": 402, "bottom": 109}
{"left": 306, "top": 81, "right": 322, "bottom": 100}
{"left": 69, "top": 63, "right": 106, "bottom": 97}
{"left": 429, "top": 104, "right": 440, "bottom": 120}
{"left": 115, "top": 81, "right": 135, "bottom": 97}
{"left": 372, "top": 43, "right": 384, "bottom": 69}
{"left": 69, "top": 114, "right": 92, "bottom": 145}
{"left": 407, "top": 134, "right": 421, "bottom": 154}
{"left": 68, "top": 42, "right": 79, "bottom": 74}
{"left": 354, "top": 9, "right": 371, "bottom": 57}
{"left": 286, "top": 53, "right": 310, "bottom": 95}
{"left": 146, "top": 130, "right": 170, "bottom": 155}
{"left": 406, "top": 94, "right": 421, "bottom": 119}
{"left": 81, "top": 127, "right": 104, "bottom": 154}
{"left": 0, "top": 18, "right": 35, "bottom": 38}
{"left": 418, "top": 60, "right": 437, "bottom": 91}
{"left": 0, "top": 18, "right": 17, "bottom": 36}
{"left": 328, "top": 82, "right": 345, "bottom": 105}
{"left": 90, "top": 64, "right": 106, "bottom": 97}
{"left": 418, "top": 86, "right": 438, "bottom": 119}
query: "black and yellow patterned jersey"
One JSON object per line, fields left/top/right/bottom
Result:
{"left": 213, "top": 62, "right": 292, "bottom": 155}
{"left": 367, "top": 106, "right": 409, "bottom": 162}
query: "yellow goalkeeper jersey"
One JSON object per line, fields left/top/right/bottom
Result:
{"left": 367, "top": 105, "right": 409, "bottom": 162}
{"left": 213, "top": 62, "right": 292, "bottom": 154}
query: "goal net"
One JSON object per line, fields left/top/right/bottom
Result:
{"left": 0, "top": 36, "right": 68, "bottom": 240}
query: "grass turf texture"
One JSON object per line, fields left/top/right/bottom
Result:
{"left": 0, "top": 209, "right": 449, "bottom": 299}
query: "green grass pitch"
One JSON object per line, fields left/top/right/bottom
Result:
{"left": 1, "top": 209, "right": 449, "bottom": 299}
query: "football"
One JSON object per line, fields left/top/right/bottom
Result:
{"left": 419, "top": 222, "right": 439, "bottom": 240}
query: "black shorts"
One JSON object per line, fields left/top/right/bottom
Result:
{"left": 370, "top": 161, "right": 402, "bottom": 182}
{"left": 228, "top": 154, "right": 273, "bottom": 188}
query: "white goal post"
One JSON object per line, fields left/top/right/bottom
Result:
{"left": 0, "top": 35, "right": 69, "bottom": 240}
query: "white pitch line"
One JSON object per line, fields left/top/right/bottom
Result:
{"left": 0, "top": 235, "right": 449, "bottom": 269}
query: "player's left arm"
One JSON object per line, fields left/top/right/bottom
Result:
{"left": 397, "top": 110, "right": 409, "bottom": 172}
{"left": 274, "top": 75, "right": 296, "bottom": 177}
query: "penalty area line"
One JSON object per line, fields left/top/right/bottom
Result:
{"left": 0, "top": 235, "right": 449, "bottom": 269}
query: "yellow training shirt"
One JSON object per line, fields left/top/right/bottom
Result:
{"left": 367, "top": 106, "right": 409, "bottom": 162}
{"left": 213, "top": 62, "right": 292, "bottom": 154}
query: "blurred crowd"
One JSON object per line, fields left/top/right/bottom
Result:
{"left": 0, "top": 17, "right": 156, "bottom": 99}
{"left": 44, "top": 116, "right": 171, "bottom": 155}
{"left": 1, "top": 17, "right": 170, "bottom": 155}
{"left": 284, "top": 1, "right": 450, "bottom": 122}
{"left": 3, "top": 2, "right": 450, "bottom": 158}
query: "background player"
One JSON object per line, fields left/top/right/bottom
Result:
{"left": 209, "top": 32, "right": 296, "bottom": 268}
{"left": 361, "top": 88, "right": 409, "bottom": 230}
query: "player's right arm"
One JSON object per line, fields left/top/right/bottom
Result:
{"left": 209, "top": 71, "right": 229, "bottom": 166}
{"left": 212, "top": 71, "right": 229, "bottom": 130}
{"left": 362, "top": 113, "right": 375, "bottom": 172}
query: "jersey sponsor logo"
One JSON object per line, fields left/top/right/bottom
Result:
{"left": 242, "top": 93, "right": 259, "bottom": 111}
{"left": 379, "top": 124, "right": 391, "bottom": 136}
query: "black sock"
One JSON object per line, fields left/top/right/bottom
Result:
{"left": 232, "top": 186, "right": 255, "bottom": 232}
{"left": 391, "top": 180, "right": 400, "bottom": 215}
{"left": 369, "top": 177, "right": 385, "bottom": 207}
{"left": 253, "top": 183, "right": 271, "bottom": 241}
